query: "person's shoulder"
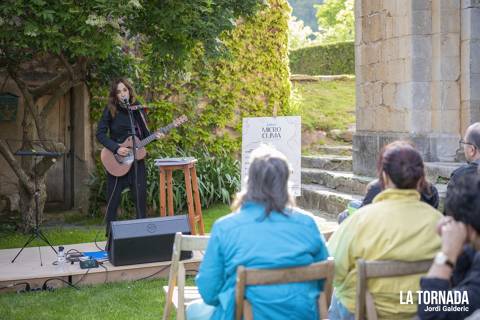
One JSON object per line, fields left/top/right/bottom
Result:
{"left": 451, "top": 163, "right": 476, "bottom": 178}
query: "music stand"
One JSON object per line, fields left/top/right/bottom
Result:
{"left": 10, "top": 142, "right": 63, "bottom": 264}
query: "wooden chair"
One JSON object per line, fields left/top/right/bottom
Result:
{"left": 355, "top": 259, "right": 433, "bottom": 320}
{"left": 235, "top": 257, "right": 335, "bottom": 320}
{"left": 162, "top": 232, "right": 210, "bottom": 320}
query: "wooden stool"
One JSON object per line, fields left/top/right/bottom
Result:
{"left": 155, "top": 158, "right": 205, "bottom": 235}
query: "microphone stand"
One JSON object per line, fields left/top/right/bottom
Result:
{"left": 123, "top": 99, "right": 142, "bottom": 222}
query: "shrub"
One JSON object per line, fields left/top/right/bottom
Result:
{"left": 88, "top": 147, "right": 240, "bottom": 218}
{"left": 289, "top": 41, "right": 354, "bottom": 75}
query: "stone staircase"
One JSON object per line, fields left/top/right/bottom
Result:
{"left": 298, "top": 146, "right": 462, "bottom": 226}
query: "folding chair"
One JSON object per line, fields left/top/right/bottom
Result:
{"left": 162, "top": 232, "right": 210, "bottom": 320}
{"left": 235, "top": 257, "right": 335, "bottom": 320}
{"left": 355, "top": 259, "right": 432, "bottom": 320}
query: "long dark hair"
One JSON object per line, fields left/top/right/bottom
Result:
{"left": 107, "top": 78, "right": 136, "bottom": 118}
{"left": 377, "top": 140, "right": 429, "bottom": 192}
{"left": 232, "top": 145, "right": 294, "bottom": 216}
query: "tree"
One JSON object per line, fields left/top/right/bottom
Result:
{"left": 315, "top": 0, "right": 354, "bottom": 43}
{"left": 288, "top": 0, "right": 324, "bottom": 31}
{"left": 288, "top": 15, "right": 316, "bottom": 50}
{"left": 0, "top": 0, "right": 263, "bottom": 232}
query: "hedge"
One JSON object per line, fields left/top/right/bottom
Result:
{"left": 289, "top": 41, "right": 354, "bottom": 75}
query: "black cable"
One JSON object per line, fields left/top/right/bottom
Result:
{"left": 42, "top": 277, "right": 79, "bottom": 290}
{"left": 94, "top": 228, "right": 106, "bottom": 251}
{"left": 66, "top": 248, "right": 82, "bottom": 255}
{"left": 135, "top": 265, "right": 170, "bottom": 282}
{"left": 73, "top": 268, "right": 91, "bottom": 286}
{"left": 99, "top": 263, "right": 108, "bottom": 284}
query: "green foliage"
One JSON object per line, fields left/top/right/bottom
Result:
{"left": 289, "top": 15, "right": 316, "bottom": 50}
{"left": 289, "top": 41, "right": 354, "bottom": 75}
{"left": 0, "top": 0, "right": 264, "bottom": 70}
{"left": 0, "top": 0, "right": 127, "bottom": 62}
{"left": 315, "top": 0, "right": 354, "bottom": 43}
{"left": 87, "top": 0, "right": 292, "bottom": 214}
{"left": 288, "top": 0, "right": 324, "bottom": 31}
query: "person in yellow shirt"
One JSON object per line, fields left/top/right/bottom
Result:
{"left": 328, "top": 141, "right": 442, "bottom": 319}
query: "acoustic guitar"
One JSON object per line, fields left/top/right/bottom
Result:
{"left": 101, "top": 115, "right": 188, "bottom": 177}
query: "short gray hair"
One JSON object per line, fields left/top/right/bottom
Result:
{"left": 232, "top": 145, "right": 294, "bottom": 216}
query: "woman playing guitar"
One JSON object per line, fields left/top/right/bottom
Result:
{"left": 96, "top": 78, "right": 164, "bottom": 237}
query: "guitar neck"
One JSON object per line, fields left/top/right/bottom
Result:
{"left": 138, "top": 122, "right": 177, "bottom": 148}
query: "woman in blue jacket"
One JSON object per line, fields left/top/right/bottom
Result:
{"left": 188, "top": 145, "right": 330, "bottom": 320}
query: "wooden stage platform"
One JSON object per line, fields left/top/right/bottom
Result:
{"left": 0, "top": 242, "right": 202, "bottom": 294}
{"left": 0, "top": 215, "right": 337, "bottom": 294}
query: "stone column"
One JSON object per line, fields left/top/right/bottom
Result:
{"left": 354, "top": 0, "right": 462, "bottom": 176}
{"left": 461, "top": 0, "right": 480, "bottom": 131}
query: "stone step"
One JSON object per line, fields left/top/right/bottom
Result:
{"left": 317, "top": 145, "right": 352, "bottom": 156}
{"left": 301, "top": 155, "right": 353, "bottom": 171}
{"left": 297, "top": 184, "right": 362, "bottom": 219}
{"left": 302, "top": 168, "right": 373, "bottom": 194}
{"left": 298, "top": 181, "right": 448, "bottom": 218}
{"left": 424, "top": 162, "right": 463, "bottom": 183}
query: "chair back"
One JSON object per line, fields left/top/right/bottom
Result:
{"left": 355, "top": 259, "right": 432, "bottom": 320}
{"left": 235, "top": 257, "right": 334, "bottom": 320}
{"left": 162, "top": 232, "right": 210, "bottom": 320}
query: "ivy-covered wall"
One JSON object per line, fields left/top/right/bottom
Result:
{"left": 90, "top": 0, "right": 292, "bottom": 155}
{"left": 87, "top": 0, "right": 292, "bottom": 213}
{"left": 289, "top": 41, "right": 354, "bottom": 75}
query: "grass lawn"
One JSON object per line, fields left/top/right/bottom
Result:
{"left": 293, "top": 78, "right": 355, "bottom": 132}
{"left": 0, "top": 278, "right": 175, "bottom": 320}
{"left": 0, "top": 203, "right": 230, "bottom": 250}
{"left": 0, "top": 204, "right": 230, "bottom": 319}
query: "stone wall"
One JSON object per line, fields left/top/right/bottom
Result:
{"left": 354, "top": 0, "right": 479, "bottom": 176}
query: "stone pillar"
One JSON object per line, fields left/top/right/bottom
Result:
{"left": 461, "top": 0, "right": 480, "bottom": 131}
{"left": 354, "top": 0, "right": 463, "bottom": 176}
{"left": 72, "top": 83, "right": 95, "bottom": 213}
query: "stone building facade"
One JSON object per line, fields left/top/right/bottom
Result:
{"left": 354, "top": 0, "right": 480, "bottom": 175}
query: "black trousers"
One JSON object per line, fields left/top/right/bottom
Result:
{"left": 105, "top": 159, "right": 147, "bottom": 235}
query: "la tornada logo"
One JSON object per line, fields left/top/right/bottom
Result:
{"left": 400, "top": 291, "right": 470, "bottom": 312}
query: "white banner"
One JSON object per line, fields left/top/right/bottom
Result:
{"left": 241, "top": 116, "right": 301, "bottom": 196}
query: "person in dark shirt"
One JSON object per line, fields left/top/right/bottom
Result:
{"left": 446, "top": 122, "right": 480, "bottom": 201}
{"left": 417, "top": 174, "right": 480, "bottom": 319}
{"left": 96, "top": 78, "right": 163, "bottom": 237}
{"left": 337, "top": 140, "right": 439, "bottom": 224}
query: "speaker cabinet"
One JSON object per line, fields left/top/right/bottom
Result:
{"left": 108, "top": 215, "right": 192, "bottom": 266}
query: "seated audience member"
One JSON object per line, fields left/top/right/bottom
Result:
{"left": 189, "top": 145, "right": 330, "bottom": 320}
{"left": 328, "top": 141, "right": 442, "bottom": 319}
{"left": 447, "top": 122, "right": 480, "bottom": 199}
{"left": 417, "top": 175, "right": 480, "bottom": 319}
{"left": 337, "top": 141, "right": 439, "bottom": 224}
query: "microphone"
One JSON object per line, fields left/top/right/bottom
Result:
{"left": 122, "top": 98, "right": 130, "bottom": 107}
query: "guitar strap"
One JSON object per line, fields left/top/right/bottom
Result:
{"left": 136, "top": 109, "right": 150, "bottom": 135}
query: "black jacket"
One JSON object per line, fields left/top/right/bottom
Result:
{"left": 418, "top": 245, "right": 480, "bottom": 319}
{"left": 96, "top": 103, "right": 150, "bottom": 154}
{"left": 446, "top": 161, "right": 480, "bottom": 201}
{"left": 362, "top": 179, "right": 440, "bottom": 209}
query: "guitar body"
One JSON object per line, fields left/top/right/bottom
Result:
{"left": 100, "top": 114, "right": 188, "bottom": 177}
{"left": 101, "top": 136, "right": 147, "bottom": 177}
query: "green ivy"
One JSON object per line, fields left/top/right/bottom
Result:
{"left": 87, "top": 0, "right": 292, "bottom": 214}
{"left": 289, "top": 41, "right": 354, "bottom": 75}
